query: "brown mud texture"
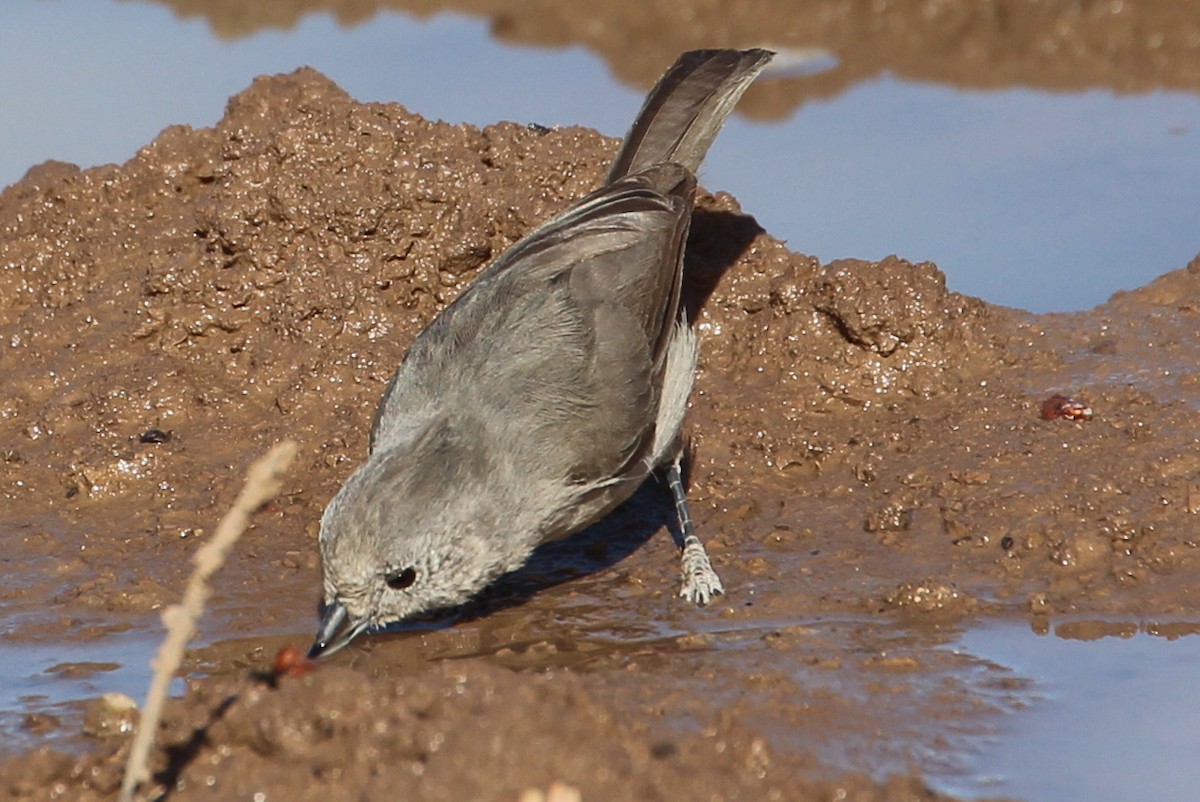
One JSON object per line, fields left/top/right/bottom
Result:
{"left": 1, "top": 68, "right": 1198, "bottom": 801}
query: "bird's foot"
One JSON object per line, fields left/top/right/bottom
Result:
{"left": 679, "top": 535, "right": 723, "bottom": 606}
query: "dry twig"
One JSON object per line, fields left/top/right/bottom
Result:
{"left": 118, "top": 441, "right": 298, "bottom": 802}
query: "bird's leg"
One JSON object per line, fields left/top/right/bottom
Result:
{"left": 666, "top": 460, "right": 723, "bottom": 605}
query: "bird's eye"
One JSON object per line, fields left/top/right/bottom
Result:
{"left": 385, "top": 567, "right": 417, "bottom": 591}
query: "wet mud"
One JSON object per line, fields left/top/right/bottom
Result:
{"left": 1, "top": 67, "right": 1198, "bottom": 800}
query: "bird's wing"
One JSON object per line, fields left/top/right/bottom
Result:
{"left": 370, "top": 168, "right": 694, "bottom": 489}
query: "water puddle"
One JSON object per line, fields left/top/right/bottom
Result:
{"left": 947, "top": 620, "right": 1200, "bottom": 801}
{"left": 0, "top": 632, "right": 178, "bottom": 753}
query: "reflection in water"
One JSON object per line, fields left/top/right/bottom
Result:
{"left": 954, "top": 622, "right": 1200, "bottom": 802}
{"left": 138, "top": 0, "right": 1200, "bottom": 111}
{"left": 760, "top": 46, "right": 839, "bottom": 80}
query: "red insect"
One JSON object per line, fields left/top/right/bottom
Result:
{"left": 1041, "top": 394, "right": 1093, "bottom": 422}
{"left": 272, "top": 645, "right": 318, "bottom": 679}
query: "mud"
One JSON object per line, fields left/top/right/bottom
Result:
{"left": 1, "top": 66, "right": 1198, "bottom": 800}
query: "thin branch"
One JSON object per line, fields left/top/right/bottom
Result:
{"left": 119, "top": 440, "right": 299, "bottom": 802}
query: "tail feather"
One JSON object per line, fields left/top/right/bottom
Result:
{"left": 605, "top": 48, "right": 774, "bottom": 183}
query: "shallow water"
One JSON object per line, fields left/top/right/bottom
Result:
{"left": 2, "top": 1, "right": 1198, "bottom": 312}
{"left": 0, "top": 633, "right": 176, "bottom": 753}
{"left": 950, "top": 622, "right": 1200, "bottom": 801}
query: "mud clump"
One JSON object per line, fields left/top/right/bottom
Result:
{"left": 2, "top": 67, "right": 1199, "bottom": 799}
{"left": 1, "top": 660, "right": 970, "bottom": 802}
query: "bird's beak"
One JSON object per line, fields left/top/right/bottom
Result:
{"left": 308, "top": 600, "right": 368, "bottom": 659}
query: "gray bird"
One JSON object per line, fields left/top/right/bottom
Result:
{"left": 310, "top": 48, "right": 774, "bottom": 658}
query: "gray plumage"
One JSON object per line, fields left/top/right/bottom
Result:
{"left": 310, "top": 48, "right": 773, "bottom": 658}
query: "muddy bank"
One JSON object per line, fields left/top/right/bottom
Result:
{"left": 1, "top": 68, "right": 1197, "bottom": 799}
{"left": 6, "top": 656, "right": 977, "bottom": 802}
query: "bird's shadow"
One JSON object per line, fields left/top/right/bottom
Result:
{"left": 682, "top": 205, "right": 765, "bottom": 319}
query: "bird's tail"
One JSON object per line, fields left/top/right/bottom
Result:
{"left": 605, "top": 48, "right": 774, "bottom": 183}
